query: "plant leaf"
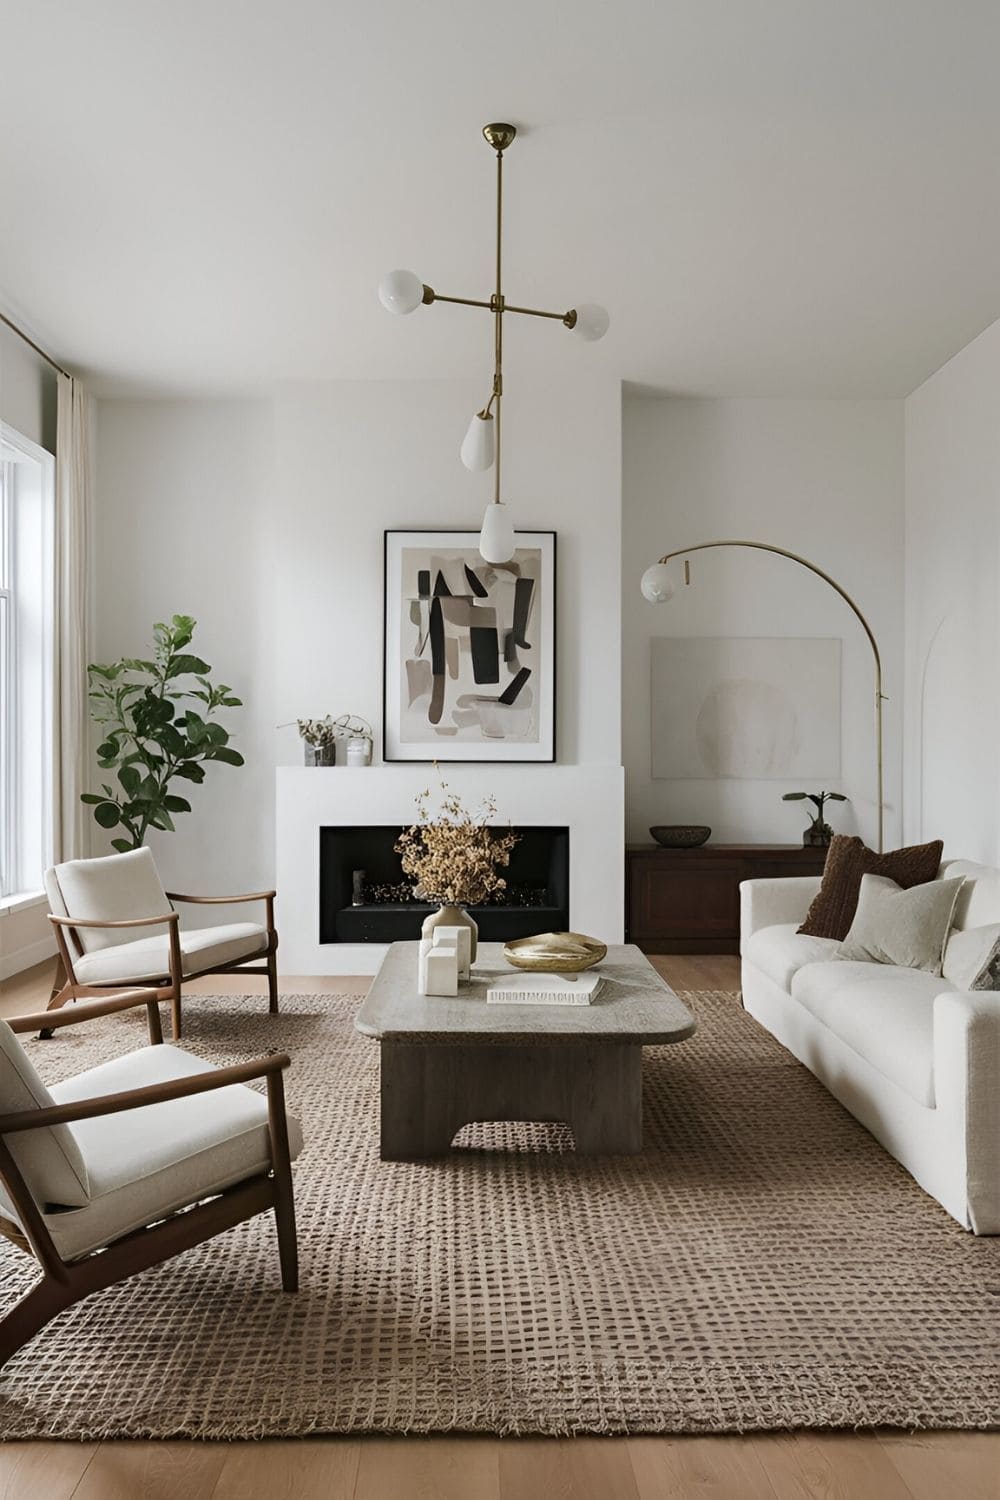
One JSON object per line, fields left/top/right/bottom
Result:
{"left": 94, "top": 802, "right": 121, "bottom": 829}
{"left": 205, "top": 746, "right": 244, "bottom": 766}
{"left": 167, "top": 654, "right": 212, "bottom": 679}
{"left": 174, "top": 761, "right": 206, "bottom": 783}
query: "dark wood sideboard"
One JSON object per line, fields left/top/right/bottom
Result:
{"left": 626, "top": 843, "right": 829, "bottom": 954}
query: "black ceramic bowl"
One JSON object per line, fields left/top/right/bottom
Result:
{"left": 649, "top": 824, "right": 712, "bottom": 848}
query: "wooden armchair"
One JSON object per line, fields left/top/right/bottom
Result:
{"left": 44, "top": 847, "right": 279, "bottom": 1039}
{"left": 0, "top": 986, "right": 300, "bottom": 1372}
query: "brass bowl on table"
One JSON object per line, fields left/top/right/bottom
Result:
{"left": 649, "top": 824, "right": 711, "bottom": 848}
{"left": 502, "top": 931, "right": 608, "bottom": 974}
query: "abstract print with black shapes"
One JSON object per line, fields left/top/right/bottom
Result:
{"left": 403, "top": 546, "right": 540, "bottom": 743}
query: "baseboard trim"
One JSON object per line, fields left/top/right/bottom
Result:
{"left": 0, "top": 934, "right": 57, "bottom": 982}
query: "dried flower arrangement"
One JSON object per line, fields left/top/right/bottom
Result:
{"left": 294, "top": 714, "right": 373, "bottom": 748}
{"left": 395, "top": 774, "right": 519, "bottom": 907}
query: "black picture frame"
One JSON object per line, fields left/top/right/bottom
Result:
{"left": 382, "top": 529, "right": 557, "bottom": 763}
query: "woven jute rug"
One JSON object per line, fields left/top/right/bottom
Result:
{"left": 0, "top": 988, "right": 997, "bottom": 1438}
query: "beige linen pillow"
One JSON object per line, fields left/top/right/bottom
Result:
{"left": 942, "top": 922, "right": 1000, "bottom": 991}
{"left": 836, "top": 874, "right": 965, "bottom": 974}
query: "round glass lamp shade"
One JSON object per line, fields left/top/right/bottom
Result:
{"left": 572, "top": 302, "right": 610, "bottom": 342}
{"left": 640, "top": 562, "right": 674, "bottom": 603}
{"left": 479, "top": 501, "right": 516, "bottom": 565}
{"left": 460, "top": 411, "right": 495, "bottom": 471}
{"left": 378, "top": 269, "right": 424, "bottom": 314}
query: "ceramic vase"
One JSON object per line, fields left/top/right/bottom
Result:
{"left": 421, "top": 903, "right": 478, "bottom": 963}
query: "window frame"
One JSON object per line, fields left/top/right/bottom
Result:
{"left": 0, "top": 457, "right": 14, "bottom": 894}
{"left": 0, "top": 424, "right": 55, "bottom": 901}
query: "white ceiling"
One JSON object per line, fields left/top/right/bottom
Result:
{"left": 2, "top": 0, "right": 999, "bottom": 398}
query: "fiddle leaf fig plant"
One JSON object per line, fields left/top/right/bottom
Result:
{"left": 82, "top": 615, "right": 244, "bottom": 851}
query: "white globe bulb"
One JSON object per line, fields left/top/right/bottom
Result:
{"left": 572, "top": 302, "right": 610, "bottom": 342}
{"left": 460, "top": 412, "right": 495, "bottom": 471}
{"left": 378, "top": 269, "right": 424, "bottom": 314}
{"left": 480, "top": 502, "right": 516, "bottom": 564}
{"left": 640, "top": 563, "right": 674, "bottom": 603}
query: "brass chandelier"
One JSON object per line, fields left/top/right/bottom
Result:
{"left": 379, "top": 123, "right": 609, "bottom": 563}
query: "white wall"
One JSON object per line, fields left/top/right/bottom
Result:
{"left": 0, "top": 322, "right": 56, "bottom": 455}
{"left": 903, "top": 317, "right": 1000, "bottom": 862}
{"left": 94, "top": 399, "right": 276, "bottom": 909}
{"left": 93, "top": 378, "right": 622, "bottom": 930}
{"left": 622, "top": 396, "right": 904, "bottom": 849}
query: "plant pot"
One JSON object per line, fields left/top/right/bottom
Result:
{"left": 420, "top": 903, "right": 478, "bottom": 965}
{"left": 803, "top": 821, "right": 833, "bottom": 847}
{"left": 304, "top": 741, "right": 337, "bottom": 767}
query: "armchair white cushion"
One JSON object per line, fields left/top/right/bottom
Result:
{"left": 46, "top": 849, "right": 173, "bottom": 954}
{"left": 72, "top": 922, "right": 268, "bottom": 986}
{"left": 0, "top": 1032, "right": 303, "bottom": 1263}
{"left": 0, "top": 1023, "right": 90, "bottom": 1211}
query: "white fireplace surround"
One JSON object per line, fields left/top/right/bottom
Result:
{"left": 276, "top": 766, "right": 625, "bottom": 974}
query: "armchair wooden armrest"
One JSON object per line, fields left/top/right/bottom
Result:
{"left": 9, "top": 988, "right": 164, "bottom": 1045}
{"left": 165, "top": 889, "right": 276, "bottom": 906}
{"left": 48, "top": 911, "right": 180, "bottom": 931}
{"left": 164, "top": 891, "right": 277, "bottom": 940}
{"left": 0, "top": 1052, "right": 292, "bottom": 1135}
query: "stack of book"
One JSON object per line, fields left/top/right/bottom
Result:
{"left": 486, "top": 972, "right": 603, "bottom": 1006}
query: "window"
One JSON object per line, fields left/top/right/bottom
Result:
{"left": 0, "top": 426, "right": 54, "bottom": 900}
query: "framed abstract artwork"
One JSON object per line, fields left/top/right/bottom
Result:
{"left": 383, "top": 530, "right": 556, "bottom": 762}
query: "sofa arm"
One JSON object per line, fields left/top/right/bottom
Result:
{"left": 933, "top": 990, "right": 1000, "bottom": 1235}
{"left": 739, "top": 876, "right": 822, "bottom": 953}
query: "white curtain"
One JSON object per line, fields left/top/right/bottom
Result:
{"left": 52, "top": 373, "right": 92, "bottom": 863}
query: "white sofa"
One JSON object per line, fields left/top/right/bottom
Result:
{"left": 740, "top": 860, "right": 1000, "bottom": 1234}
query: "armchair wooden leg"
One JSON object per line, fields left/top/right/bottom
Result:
{"left": 267, "top": 948, "right": 279, "bottom": 1016}
{"left": 0, "top": 1278, "right": 74, "bottom": 1371}
{"left": 266, "top": 1072, "right": 298, "bottom": 1293}
{"left": 170, "top": 990, "right": 183, "bottom": 1042}
{"left": 48, "top": 954, "right": 68, "bottom": 1004}
{"left": 40, "top": 975, "right": 75, "bottom": 1039}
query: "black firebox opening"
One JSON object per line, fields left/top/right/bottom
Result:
{"left": 319, "top": 825, "right": 569, "bottom": 944}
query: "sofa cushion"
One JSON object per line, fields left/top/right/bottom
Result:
{"left": 792, "top": 960, "right": 957, "bottom": 1107}
{"left": 836, "top": 875, "right": 964, "bottom": 974}
{"left": 744, "top": 924, "right": 840, "bottom": 993}
{"left": 942, "top": 862, "right": 1000, "bottom": 931}
{"left": 20, "top": 1045, "right": 303, "bottom": 1262}
{"left": 797, "top": 835, "right": 944, "bottom": 940}
{"left": 72, "top": 922, "right": 268, "bottom": 984}
{"left": 942, "top": 922, "right": 1000, "bottom": 991}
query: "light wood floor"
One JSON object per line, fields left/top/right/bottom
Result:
{"left": 0, "top": 955, "right": 996, "bottom": 1499}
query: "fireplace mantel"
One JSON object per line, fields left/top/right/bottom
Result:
{"left": 275, "top": 765, "right": 625, "bottom": 974}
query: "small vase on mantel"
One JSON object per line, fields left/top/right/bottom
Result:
{"left": 421, "top": 903, "right": 478, "bottom": 964}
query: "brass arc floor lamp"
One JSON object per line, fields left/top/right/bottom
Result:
{"left": 640, "top": 540, "right": 886, "bottom": 854}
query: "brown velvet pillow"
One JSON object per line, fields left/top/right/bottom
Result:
{"left": 797, "top": 835, "right": 944, "bottom": 940}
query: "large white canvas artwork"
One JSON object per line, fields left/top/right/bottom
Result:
{"left": 651, "top": 637, "right": 841, "bottom": 780}
{"left": 383, "top": 530, "right": 556, "bottom": 762}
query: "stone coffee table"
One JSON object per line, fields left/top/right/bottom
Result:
{"left": 355, "top": 941, "right": 696, "bottom": 1159}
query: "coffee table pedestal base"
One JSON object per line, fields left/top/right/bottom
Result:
{"left": 379, "top": 1040, "right": 643, "bottom": 1159}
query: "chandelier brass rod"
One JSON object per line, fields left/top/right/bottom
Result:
{"left": 429, "top": 293, "right": 494, "bottom": 311}
{"left": 493, "top": 144, "right": 504, "bottom": 510}
{"left": 503, "top": 303, "right": 573, "bottom": 323}
{"left": 656, "top": 539, "right": 885, "bottom": 853}
{"left": 427, "top": 293, "right": 574, "bottom": 326}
